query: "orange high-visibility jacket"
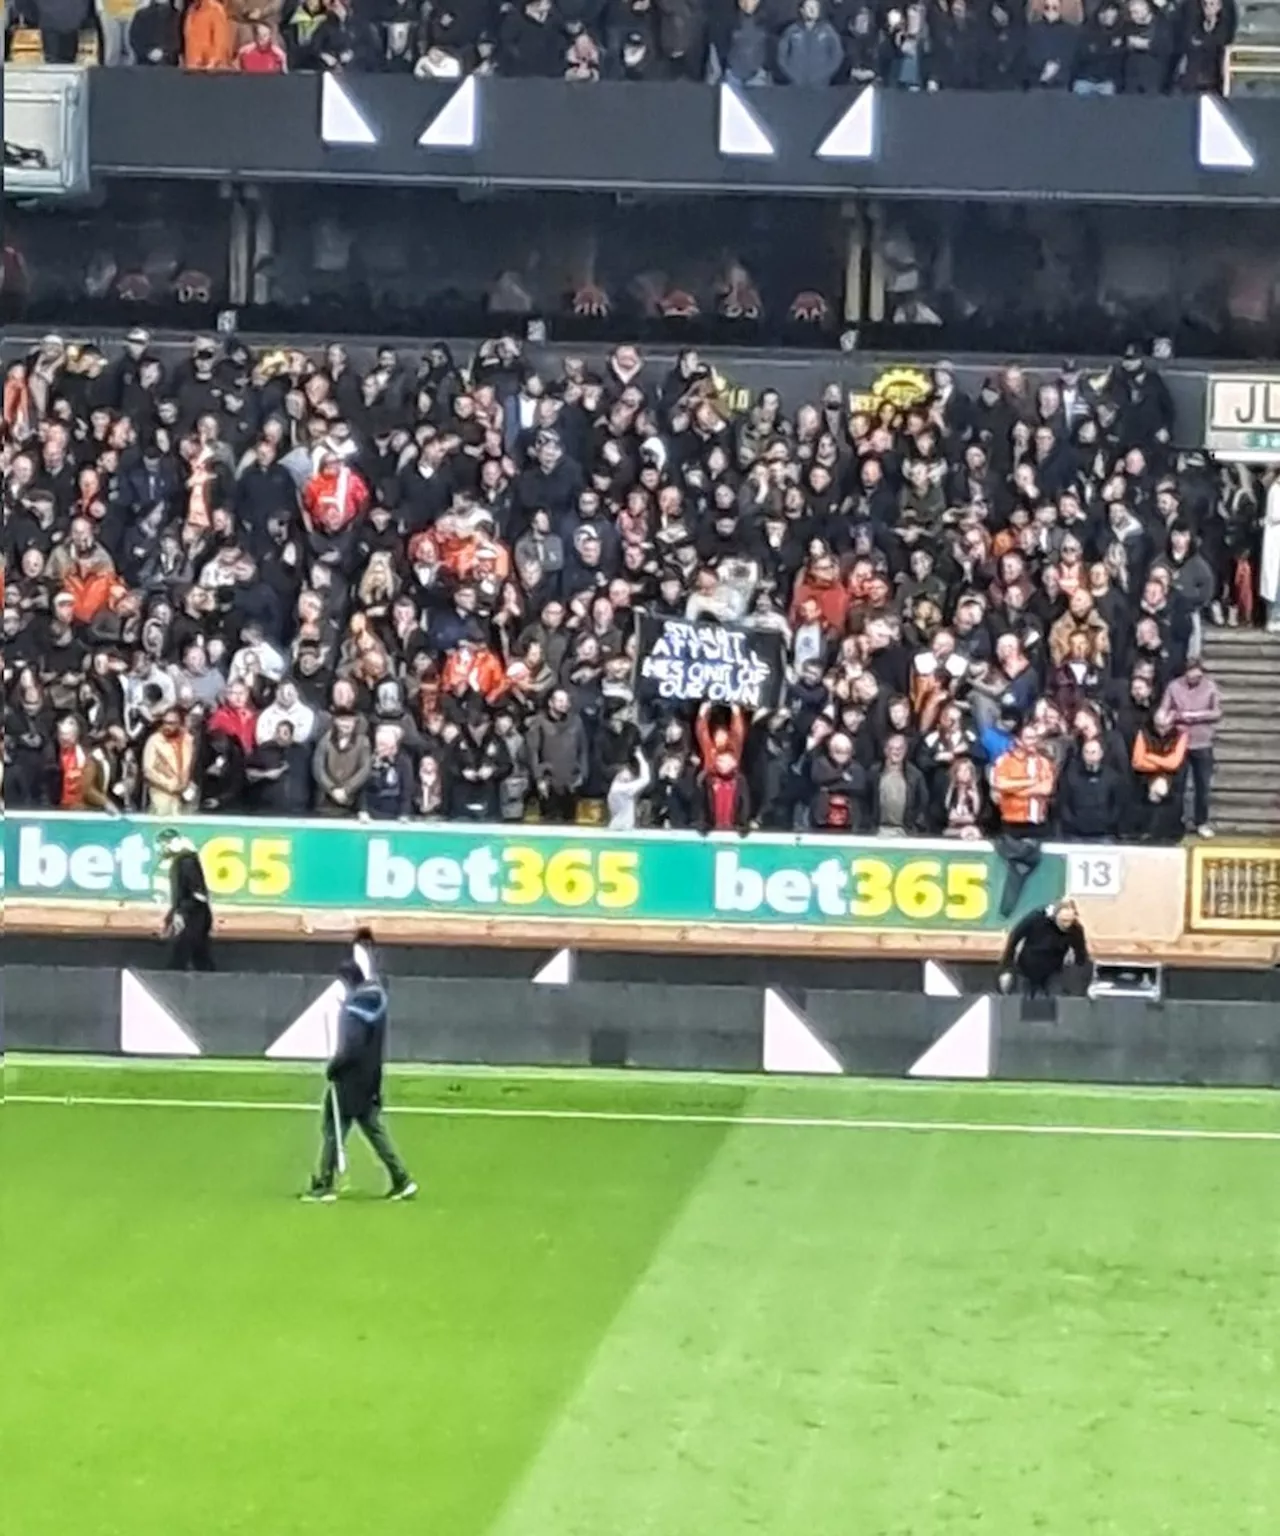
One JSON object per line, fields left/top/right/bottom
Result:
{"left": 991, "top": 746, "right": 1057, "bottom": 826}
{"left": 184, "top": 0, "right": 234, "bottom": 70}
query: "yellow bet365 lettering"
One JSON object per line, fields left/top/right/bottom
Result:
{"left": 500, "top": 846, "right": 642, "bottom": 910}
{"left": 847, "top": 856, "right": 990, "bottom": 923}
{"left": 849, "top": 857, "right": 894, "bottom": 918}
{"left": 501, "top": 845, "right": 545, "bottom": 905}
{"left": 596, "top": 850, "right": 640, "bottom": 910}
{"left": 543, "top": 850, "right": 594, "bottom": 907}
{"left": 894, "top": 860, "right": 946, "bottom": 920}
{"left": 247, "top": 838, "right": 292, "bottom": 897}
{"left": 944, "top": 862, "right": 989, "bottom": 921}
{"left": 198, "top": 836, "right": 292, "bottom": 898}
{"left": 199, "top": 835, "right": 248, "bottom": 896}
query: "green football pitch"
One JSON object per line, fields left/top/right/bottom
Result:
{"left": 4, "top": 1057, "right": 1278, "bottom": 1536}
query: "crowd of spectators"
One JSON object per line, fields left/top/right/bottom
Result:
{"left": 4, "top": 330, "right": 1272, "bottom": 844}
{"left": 7, "top": 0, "right": 1237, "bottom": 93}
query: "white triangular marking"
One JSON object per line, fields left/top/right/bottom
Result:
{"left": 321, "top": 74, "right": 378, "bottom": 147}
{"left": 266, "top": 981, "right": 344, "bottom": 1061}
{"left": 418, "top": 75, "right": 477, "bottom": 149}
{"left": 763, "top": 988, "right": 841, "bottom": 1075}
{"left": 1198, "top": 96, "right": 1254, "bottom": 171}
{"left": 924, "top": 960, "right": 962, "bottom": 999}
{"left": 121, "top": 970, "right": 201, "bottom": 1057}
{"left": 533, "top": 948, "right": 574, "bottom": 987}
{"left": 353, "top": 943, "right": 375, "bottom": 982}
{"left": 815, "top": 85, "right": 877, "bottom": 161}
{"left": 908, "top": 997, "right": 992, "bottom": 1080}
{"left": 718, "top": 83, "right": 775, "bottom": 159}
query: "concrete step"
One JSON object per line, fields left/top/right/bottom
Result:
{"left": 1207, "top": 794, "right": 1280, "bottom": 820}
{"left": 1215, "top": 728, "right": 1280, "bottom": 747}
{"left": 1204, "top": 657, "right": 1272, "bottom": 675}
{"left": 1210, "top": 776, "right": 1277, "bottom": 797}
{"left": 1215, "top": 818, "right": 1280, "bottom": 837}
{"left": 1213, "top": 727, "right": 1277, "bottom": 742}
{"left": 1202, "top": 625, "right": 1280, "bottom": 646}
{"left": 1213, "top": 693, "right": 1280, "bottom": 713}
{"left": 1208, "top": 669, "right": 1280, "bottom": 689}
{"left": 1216, "top": 749, "right": 1280, "bottom": 768}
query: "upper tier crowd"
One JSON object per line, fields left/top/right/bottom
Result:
{"left": 4, "top": 331, "right": 1275, "bottom": 841}
{"left": 10, "top": 0, "right": 1238, "bottom": 93}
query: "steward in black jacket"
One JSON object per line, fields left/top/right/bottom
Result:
{"left": 999, "top": 901, "right": 1091, "bottom": 996}
{"left": 158, "top": 829, "right": 213, "bottom": 971}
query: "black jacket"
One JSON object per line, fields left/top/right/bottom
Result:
{"left": 247, "top": 742, "right": 313, "bottom": 815}
{"left": 167, "top": 848, "right": 210, "bottom": 920}
{"left": 1002, "top": 906, "right": 1091, "bottom": 985}
{"left": 810, "top": 757, "right": 870, "bottom": 833}
{"left": 130, "top": 3, "right": 183, "bottom": 64}
{"left": 327, "top": 980, "right": 389, "bottom": 1115}
{"left": 362, "top": 751, "right": 415, "bottom": 819}
{"left": 1057, "top": 757, "right": 1124, "bottom": 841}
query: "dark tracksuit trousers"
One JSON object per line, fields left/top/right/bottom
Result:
{"left": 317, "top": 979, "right": 411, "bottom": 1189}
{"left": 318, "top": 1095, "right": 410, "bottom": 1188}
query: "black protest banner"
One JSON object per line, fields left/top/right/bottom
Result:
{"left": 635, "top": 618, "right": 785, "bottom": 711}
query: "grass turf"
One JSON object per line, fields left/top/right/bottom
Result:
{"left": 3, "top": 1058, "right": 1278, "bottom": 1535}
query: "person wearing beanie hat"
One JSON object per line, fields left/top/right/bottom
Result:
{"left": 156, "top": 827, "right": 214, "bottom": 972}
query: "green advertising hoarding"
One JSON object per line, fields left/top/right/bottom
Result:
{"left": 4, "top": 814, "right": 1064, "bottom": 932}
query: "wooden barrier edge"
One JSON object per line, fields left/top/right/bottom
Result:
{"left": 4, "top": 901, "right": 1276, "bottom": 968}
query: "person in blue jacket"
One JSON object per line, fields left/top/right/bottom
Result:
{"left": 303, "top": 959, "right": 416, "bottom": 1203}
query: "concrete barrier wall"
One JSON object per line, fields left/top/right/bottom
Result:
{"left": 6, "top": 967, "right": 1280, "bottom": 1089}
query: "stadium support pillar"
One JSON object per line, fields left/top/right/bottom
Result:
{"left": 227, "top": 191, "right": 251, "bottom": 308}
{"left": 841, "top": 201, "right": 866, "bottom": 325}
{"left": 250, "top": 188, "right": 276, "bottom": 308}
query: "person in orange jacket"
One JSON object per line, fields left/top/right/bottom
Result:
{"left": 184, "top": 0, "right": 234, "bottom": 69}
{"left": 990, "top": 721, "right": 1058, "bottom": 835}
{"left": 63, "top": 567, "right": 128, "bottom": 624}
{"left": 1129, "top": 707, "right": 1190, "bottom": 842}
{"left": 441, "top": 640, "right": 507, "bottom": 705}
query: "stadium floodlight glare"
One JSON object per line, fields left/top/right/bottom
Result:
{"left": 418, "top": 75, "right": 478, "bottom": 151}
{"left": 717, "top": 82, "right": 775, "bottom": 159}
{"left": 814, "top": 85, "right": 878, "bottom": 161}
{"left": 1198, "top": 96, "right": 1255, "bottom": 171}
{"left": 320, "top": 74, "right": 378, "bottom": 147}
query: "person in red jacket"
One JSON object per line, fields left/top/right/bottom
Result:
{"left": 302, "top": 453, "right": 369, "bottom": 536}
{"left": 207, "top": 680, "right": 260, "bottom": 756}
{"left": 694, "top": 702, "right": 750, "bottom": 832}
{"left": 237, "top": 22, "right": 288, "bottom": 71}
{"left": 789, "top": 547, "right": 851, "bottom": 633}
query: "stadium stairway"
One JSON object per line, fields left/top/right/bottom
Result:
{"left": 1199, "top": 627, "right": 1280, "bottom": 838}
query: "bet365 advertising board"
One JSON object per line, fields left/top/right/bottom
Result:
{"left": 4, "top": 813, "right": 1066, "bottom": 933}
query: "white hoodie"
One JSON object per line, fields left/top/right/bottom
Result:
{"left": 607, "top": 755, "right": 652, "bottom": 831}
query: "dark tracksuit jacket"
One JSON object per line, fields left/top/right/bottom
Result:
{"left": 1001, "top": 907, "right": 1091, "bottom": 988}
{"left": 327, "top": 981, "right": 389, "bottom": 1118}
{"left": 318, "top": 977, "right": 409, "bottom": 1189}
{"left": 167, "top": 848, "right": 213, "bottom": 967}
